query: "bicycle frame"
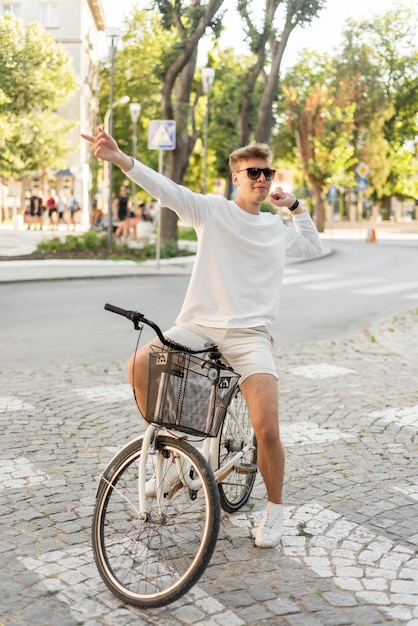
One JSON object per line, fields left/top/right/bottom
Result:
{"left": 97, "top": 400, "right": 255, "bottom": 519}
{"left": 202, "top": 404, "right": 254, "bottom": 480}
{"left": 101, "top": 303, "right": 256, "bottom": 512}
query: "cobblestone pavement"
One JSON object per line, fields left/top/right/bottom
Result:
{"left": 1, "top": 308, "right": 417, "bottom": 626}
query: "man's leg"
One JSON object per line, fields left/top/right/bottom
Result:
{"left": 126, "top": 340, "right": 157, "bottom": 418}
{"left": 241, "top": 373, "right": 285, "bottom": 547}
{"left": 241, "top": 373, "right": 284, "bottom": 503}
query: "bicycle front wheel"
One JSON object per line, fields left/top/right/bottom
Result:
{"left": 218, "top": 388, "right": 258, "bottom": 512}
{"left": 92, "top": 435, "right": 220, "bottom": 608}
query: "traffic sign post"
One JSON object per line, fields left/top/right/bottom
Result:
{"left": 354, "top": 163, "right": 370, "bottom": 221}
{"left": 356, "top": 178, "right": 368, "bottom": 220}
{"left": 147, "top": 120, "right": 176, "bottom": 270}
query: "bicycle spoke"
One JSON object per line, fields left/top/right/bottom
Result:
{"left": 218, "top": 389, "right": 258, "bottom": 512}
{"left": 92, "top": 436, "right": 220, "bottom": 608}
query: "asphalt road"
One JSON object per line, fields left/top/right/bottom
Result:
{"left": 1, "top": 241, "right": 417, "bottom": 370}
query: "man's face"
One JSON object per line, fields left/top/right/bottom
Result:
{"left": 232, "top": 159, "right": 274, "bottom": 203}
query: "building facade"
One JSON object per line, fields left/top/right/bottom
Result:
{"left": 1, "top": 0, "right": 106, "bottom": 224}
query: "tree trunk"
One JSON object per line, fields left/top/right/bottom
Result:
{"left": 311, "top": 180, "right": 326, "bottom": 232}
{"left": 158, "top": 0, "right": 225, "bottom": 244}
{"left": 162, "top": 55, "right": 199, "bottom": 244}
{"left": 255, "top": 22, "right": 293, "bottom": 144}
{"left": 237, "top": 49, "right": 265, "bottom": 146}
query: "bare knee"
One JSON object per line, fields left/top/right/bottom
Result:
{"left": 253, "top": 418, "right": 280, "bottom": 446}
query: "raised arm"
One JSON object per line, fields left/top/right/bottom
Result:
{"left": 81, "top": 127, "right": 133, "bottom": 173}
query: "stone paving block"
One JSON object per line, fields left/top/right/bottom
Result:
{"left": 1, "top": 310, "right": 418, "bottom": 625}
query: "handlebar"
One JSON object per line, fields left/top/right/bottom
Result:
{"left": 104, "top": 303, "right": 221, "bottom": 358}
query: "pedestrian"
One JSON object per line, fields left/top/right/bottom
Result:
{"left": 21, "top": 190, "right": 32, "bottom": 229}
{"left": 57, "top": 190, "right": 68, "bottom": 227}
{"left": 113, "top": 185, "right": 130, "bottom": 243}
{"left": 82, "top": 127, "right": 323, "bottom": 548}
{"left": 68, "top": 189, "right": 79, "bottom": 230}
{"left": 134, "top": 201, "right": 153, "bottom": 243}
{"left": 29, "top": 191, "right": 42, "bottom": 230}
{"left": 46, "top": 189, "right": 58, "bottom": 230}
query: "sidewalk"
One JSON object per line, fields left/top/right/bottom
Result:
{"left": 0, "top": 224, "right": 195, "bottom": 282}
{"left": 1, "top": 221, "right": 417, "bottom": 284}
{"left": 0, "top": 224, "right": 333, "bottom": 283}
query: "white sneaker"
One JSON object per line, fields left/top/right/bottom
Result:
{"left": 145, "top": 462, "right": 180, "bottom": 497}
{"left": 254, "top": 502, "right": 283, "bottom": 548}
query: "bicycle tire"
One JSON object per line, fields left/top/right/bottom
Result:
{"left": 92, "top": 435, "right": 220, "bottom": 608}
{"left": 218, "top": 388, "right": 258, "bottom": 512}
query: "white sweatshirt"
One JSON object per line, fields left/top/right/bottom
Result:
{"left": 126, "top": 160, "right": 323, "bottom": 331}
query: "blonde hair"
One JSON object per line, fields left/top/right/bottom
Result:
{"left": 229, "top": 143, "right": 273, "bottom": 173}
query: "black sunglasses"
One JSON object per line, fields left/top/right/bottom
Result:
{"left": 235, "top": 167, "right": 276, "bottom": 181}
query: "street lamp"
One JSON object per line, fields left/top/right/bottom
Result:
{"left": 201, "top": 67, "right": 215, "bottom": 194}
{"left": 104, "top": 95, "right": 130, "bottom": 135}
{"left": 129, "top": 102, "right": 141, "bottom": 209}
{"left": 106, "top": 27, "right": 124, "bottom": 247}
{"left": 103, "top": 94, "right": 129, "bottom": 246}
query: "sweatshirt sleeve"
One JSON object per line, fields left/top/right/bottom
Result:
{"left": 124, "top": 159, "right": 206, "bottom": 226}
{"left": 285, "top": 211, "right": 324, "bottom": 259}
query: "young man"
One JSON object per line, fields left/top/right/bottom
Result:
{"left": 82, "top": 127, "right": 323, "bottom": 548}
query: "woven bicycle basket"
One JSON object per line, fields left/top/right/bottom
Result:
{"left": 146, "top": 348, "right": 240, "bottom": 437}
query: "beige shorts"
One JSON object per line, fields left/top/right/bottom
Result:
{"left": 164, "top": 323, "right": 278, "bottom": 384}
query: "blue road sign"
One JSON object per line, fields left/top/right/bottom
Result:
{"left": 357, "top": 177, "right": 368, "bottom": 191}
{"left": 328, "top": 184, "right": 338, "bottom": 198}
{"left": 148, "top": 120, "right": 176, "bottom": 150}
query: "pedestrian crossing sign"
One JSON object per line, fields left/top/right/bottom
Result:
{"left": 148, "top": 120, "right": 176, "bottom": 150}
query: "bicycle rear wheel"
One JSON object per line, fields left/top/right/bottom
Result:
{"left": 92, "top": 435, "right": 220, "bottom": 608}
{"left": 218, "top": 388, "right": 258, "bottom": 512}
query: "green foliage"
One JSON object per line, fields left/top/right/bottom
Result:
{"left": 37, "top": 231, "right": 108, "bottom": 252}
{"left": 178, "top": 227, "right": 197, "bottom": 241}
{"left": 160, "top": 239, "right": 179, "bottom": 258}
{"left": 35, "top": 230, "right": 187, "bottom": 261}
{"left": 0, "top": 13, "right": 77, "bottom": 178}
{"left": 260, "top": 202, "right": 276, "bottom": 214}
{"left": 98, "top": 8, "right": 171, "bottom": 190}
{"left": 334, "top": 5, "right": 418, "bottom": 201}
{"left": 278, "top": 4, "right": 418, "bottom": 206}
{"left": 95, "top": 0, "right": 417, "bottom": 225}
{"left": 281, "top": 52, "right": 357, "bottom": 188}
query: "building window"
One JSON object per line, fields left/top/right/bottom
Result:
{"left": 2, "top": 3, "right": 21, "bottom": 18}
{"left": 40, "top": 3, "right": 59, "bottom": 28}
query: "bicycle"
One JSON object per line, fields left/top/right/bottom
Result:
{"left": 92, "top": 303, "right": 258, "bottom": 608}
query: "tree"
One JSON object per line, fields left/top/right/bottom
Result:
{"left": 190, "top": 47, "right": 260, "bottom": 199}
{"left": 0, "top": 14, "right": 77, "bottom": 184}
{"left": 236, "top": 0, "right": 327, "bottom": 145}
{"left": 98, "top": 8, "right": 173, "bottom": 194}
{"left": 151, "top": 0, "right": 225, "bottom": 243}
{"left": 279, "top": 52, "right": 357, "bottom": 231}
{"left": 100, "top": 0, "right": 327, "bottom": 242}
{"left": 335, "top": 5, "right": 418, "bottom": 213}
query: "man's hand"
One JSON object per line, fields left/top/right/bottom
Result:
{"left": 268, "top": 187, "right": 303, "bottom": 213}
{"left": 81, "top": 127, "right": 133, "bottom": 172}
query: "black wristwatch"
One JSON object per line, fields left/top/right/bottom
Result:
{"left": 289, "top": 199, "right": 299, "bottom": 211}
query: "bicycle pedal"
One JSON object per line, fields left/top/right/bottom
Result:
{"left": 234, "top": 461, "right": 257, "bottom": 475}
